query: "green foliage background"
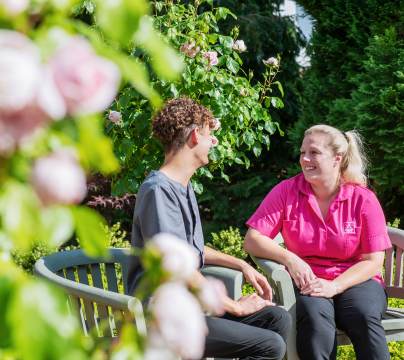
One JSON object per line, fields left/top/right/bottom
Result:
{"left": 290, "top": 0, "right": 404, "bottom": 225}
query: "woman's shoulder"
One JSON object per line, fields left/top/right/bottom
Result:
{"left": 343, "top": 182, "right": 379, "bottom": 203}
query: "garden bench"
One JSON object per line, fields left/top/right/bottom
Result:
{"left": 251, "top": 226, "right": 404, "bottom": 360}
{"left": 34, "top": 248, "right": 244, "bottom": 358}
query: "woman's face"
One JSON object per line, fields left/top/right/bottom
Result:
{"left": 299, "top": 133, "right": 341, "bottom": 185}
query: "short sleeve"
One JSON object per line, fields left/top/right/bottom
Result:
{"left": 246, "top": 180, "right": 287, "bottom": 239}
{"left": 360, "top": 191, "right": 392, "bottom": 253}
{"left": 136, "top": 185, "right": 187, "bottom": 242}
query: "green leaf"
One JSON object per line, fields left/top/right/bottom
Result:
{"left": 77, "top": 114, "right": 119, "bottom": 174}
{"left": 253, "top": 144, "right": 262, "bottom": 157}
{"left": 133, "top": 16, "right": 184, "bottom": 81}
{"left": 95, "top": 0, "right": 149, "bottom": 46}
{"left": 274, "top": 81, "right": 284, "bottom": 97}
{"left": 0, "top": 182, "right": 40, "bottom": 251}
{"left": 72, "top": 206, "right": 108, "bottom": 257}
{"left": 218, "top": 35, "right": 234, "bottom": 49}
{"left": 226, "top": 57, "right": 240, "bottom": 74}
{"left": 40, "top": 206, "right": 74, "bottom": 248}
{"left": 242, "top": 131, "right": 255, "bottom": 147}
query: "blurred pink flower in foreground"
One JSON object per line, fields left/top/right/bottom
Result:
{"left": 0, "top": 105, "right": 48, "bottom": 155}
{"left": 108, "top": 110, "right": 122, "bottom": 124}
{"left": 31, "top": 150, "right": 87, "bottom": 206}
{"left": 180, "top": 42, "right": 200, "bottom": 58}
{"left": 149, "top": 282, "right": 207, "bottom": 359}
{"left": 147, "top": 233, "right": 199, "bottom": 281}
{"left": 0, "top": 30, "right": 41, "bottom": 111}
{"left": 203, "top": 51, "right": 219, "bottom": 67}
{"left": 0, "top": 0, "right": 28, "bottom": 15}
{"left": 198, "top": 276, "right": 227, "bottom": 316}
{"left": 43, "top": 36, "right": 121, "bottom": 117}
{"left": 0, "top": 30, "right": 50, "bottom": 154}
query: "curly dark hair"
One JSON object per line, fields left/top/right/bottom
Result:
{"left": 152, "top": 97, "right": 215, "bottom": 152}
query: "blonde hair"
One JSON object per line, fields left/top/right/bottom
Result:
{"left": 304, "top": 124, "right": 368, "bottom": 186}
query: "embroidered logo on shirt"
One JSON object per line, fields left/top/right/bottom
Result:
{"left": 343, "top": 221, "right": 356, "bottom": 234}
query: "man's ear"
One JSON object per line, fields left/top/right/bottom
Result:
{"left": 189, "top": 127, "right": 199, "bottom": 145}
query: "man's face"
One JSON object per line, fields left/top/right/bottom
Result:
{"left": 195, "top": 123, "right": 218, "bottom": 166}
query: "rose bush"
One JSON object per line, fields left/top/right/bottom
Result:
{"left": 106, "top": 0, "right": 284, "bottom": 196}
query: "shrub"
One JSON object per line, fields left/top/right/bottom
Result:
{"left": 207, "top": 226, "right": 247, "bottom": 260}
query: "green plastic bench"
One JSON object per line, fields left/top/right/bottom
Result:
{"left": 34, "top": 247, "right": 244, "bottom": 359}
{"left": 251, "top": 226, "right": 404, "bottom": 360}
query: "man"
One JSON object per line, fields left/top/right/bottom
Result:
{"left": 127, "top": 97, "right": 291, "bottom": 359}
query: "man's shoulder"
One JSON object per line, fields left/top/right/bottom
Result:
{"left": 137, "top": 171, "right": 179, "bottom": 204}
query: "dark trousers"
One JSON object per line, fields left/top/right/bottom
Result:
{"left": 203, "top": 305, "right": 292, "bottom": 360}
{"left": 296, "top": 279, "right": 389, "bottom": 360}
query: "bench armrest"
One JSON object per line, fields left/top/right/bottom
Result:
{"left": 201, "top": 265, "right": 244, "bottom": 300}
{"left": 251, "top": 256, "right": 296, "bottom": 310}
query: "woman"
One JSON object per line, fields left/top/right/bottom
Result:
{"left": 244, "top": 124, "right": 391, "bottom": 360}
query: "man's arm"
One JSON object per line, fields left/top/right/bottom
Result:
{"left": 204, "top": 245, "right": 272, "bottom": 301}
{"left": 190, "top": 269, "right": 273, "bottom": 316}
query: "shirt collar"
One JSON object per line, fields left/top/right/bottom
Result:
{"left": 297, "top": 172, "right": 354, "bottom": 201}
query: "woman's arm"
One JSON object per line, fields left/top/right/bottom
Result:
{"left": 244, "top": 228, "right": 316, "bottom": 288}
{"left": 301, "top": 251, "right": 385, "bottom": 297}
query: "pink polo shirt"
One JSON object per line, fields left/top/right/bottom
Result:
{"left": 246, "top": 173, "right": 391, "bottom": 284}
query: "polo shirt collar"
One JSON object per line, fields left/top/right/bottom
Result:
{"left": 297, "top": 172, "right": 354, "bottom": 201}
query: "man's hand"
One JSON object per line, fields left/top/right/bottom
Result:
{"left": 300, "top": 278, "right": 340, "bottom": 298}
{"left": 241, "top": 262, "right": 272, "bottom": 301}
{"left": 230, "top": 293, "right": 274, "bottom": 317}
{"left": 285, "top": 252, "right": 316, "bottom": 289}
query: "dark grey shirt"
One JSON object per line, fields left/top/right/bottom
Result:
{"left": 127, "top": 170, "right": 205, "bottom": 294}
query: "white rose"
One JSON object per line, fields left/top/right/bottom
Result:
{"left": 263, "top": 57, "right": 279, "bottom": 67}
{"left": 232, "top": 39, "right": 247, "bottom": 53}
{"left": 0, "top": 30, "right": 41, "bottom": 111}
{"left": 150, "top": 282, "right": 207, "bottom": 359}
{"left": 31, "top": 149, "right": 87, "bottom": 206}
{"left": 0, "top": 0, "right": 28, "bottom": 15}
{"left": 108, "top": 110, "right": 122, "bottom": 124}
{"left": 198, "top": 277, "right": 227, "bottom": 316}
{"left": 147, "top": 233, "right": 199, "bottom": 281}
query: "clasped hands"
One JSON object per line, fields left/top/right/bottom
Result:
{"left": 286, "top": 254, "right": 340, "bottom": 298}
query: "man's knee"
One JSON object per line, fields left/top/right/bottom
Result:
{"left": 266, "top": 306, "right": 293, "bottom": 341}
{"left": 259, "top": 332, "right": 286, "bottom": 360}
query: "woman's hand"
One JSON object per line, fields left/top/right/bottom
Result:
{"left": 285, "top": 252, "right": 316, "bottom": 289}
{"left": 240, "top": 262, "right": 273, "bottom": 301}
{"left": 300, "top": 278, "right": 340, "bottom": 298}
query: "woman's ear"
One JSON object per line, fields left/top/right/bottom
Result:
{"left": 334, "top": 153, "right": 343, "bottom": 166}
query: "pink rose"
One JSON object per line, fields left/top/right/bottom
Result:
{"left": 0, "top": 104, "right": 48, "bottom": 156}
{"left": 43, "top": 37, "right": 121, "bottom": 117}
{"left": 108, "top": 110, "right": 122, "bottom": 124}
{"left": 180, "top": 42, "right": 200, "bottom": 58}
{"left": 203, "top": 51, "right": 219, "bottom": 67}
{"left": 31, "top": 150, "right": 87, "bottom": 206}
